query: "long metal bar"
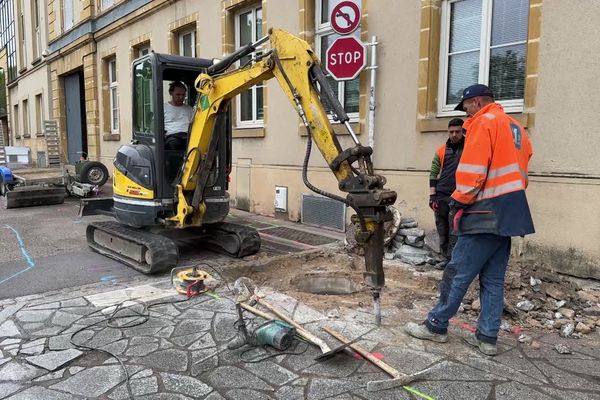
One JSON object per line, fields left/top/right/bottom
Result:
{"left": 366, "top": 36, "right": 378, "bottom": 150}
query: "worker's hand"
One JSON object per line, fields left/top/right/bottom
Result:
{"left": 452, "top": 208, "right": 464, "bottom": 232}
{"left": 428, "top": 195, "right": 438, "bottom": 211}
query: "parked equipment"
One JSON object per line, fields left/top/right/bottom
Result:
{"left": 82, "top": 29, "right": 396, "bottom": 322}
{"left": 0, "top": 162, "right": 109, "bottom": 209}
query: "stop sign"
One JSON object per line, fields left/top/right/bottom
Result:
{"left": 326, "top": 36, "right": 366, "bottom": 81}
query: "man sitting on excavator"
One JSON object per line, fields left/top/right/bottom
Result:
{"left": 164, "top": 81, "right": 194, "bottom": 151}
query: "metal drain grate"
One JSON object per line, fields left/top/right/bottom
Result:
{"left": 260, "top": 226, "right": 339, "bottom": 246}
{"left": 301, "top": 194, "right": 346, "bottom": 231}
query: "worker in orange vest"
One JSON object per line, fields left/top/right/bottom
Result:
{"left": 429, "top": 118, "right": 465, "bottom": 267}
{"left": 405, "top": 84, "right": 534, "bottom": 356}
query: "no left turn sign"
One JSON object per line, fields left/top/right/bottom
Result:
{"left": 330, "top": 1, "right": 361, "bottom": 35}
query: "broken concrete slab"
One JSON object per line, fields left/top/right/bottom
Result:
{"left": 0, "top": 321, "right": 21, "bottom": 338}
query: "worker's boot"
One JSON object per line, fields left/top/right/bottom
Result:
{"left": 462, "top": 332, "right": 497, "bottom": 356}
{"left": 404, "top": 322, "right": 448, "bottom": 343}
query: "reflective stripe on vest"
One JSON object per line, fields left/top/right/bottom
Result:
{"left": 476, "top": 179, "right": 525, "bottom": 200}
{"left": 457, "top": 163, "right": 488, "bottom": 175}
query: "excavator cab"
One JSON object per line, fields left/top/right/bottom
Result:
{"left": 116, "top": 53, "right": 232, "bottom": 227}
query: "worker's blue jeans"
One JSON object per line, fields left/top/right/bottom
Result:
{"left": 424, "top": 234, "right": 511, "bottom": 344}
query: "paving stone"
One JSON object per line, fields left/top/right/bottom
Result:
{"left": 307, "top": 377, "right": 365, "bottom": 400}
{"left": 21, "top": 323, "right": 44, "bottom": 331}
{"left": 88, "top": 327, "right": 123, "bottom": 347}
{"left": 408, "top": 381, "right": 492, "bottom": 400}
{"left": 179, "top": 309, "right": 214, "bottom": 320}
{"left": 0, "top": 357, "right": 10, "bottom": 367}
{"left": 276, "top": 386, "right": 305, "bottom": 400}
{"left": 174, "top": 319, "right": 211, "bottom": 338}
{"left": 208, "top": 366, "right": 272, "bottom": 391}
{"left": 5, "top": 386, "right": 74, "bottom": 400}
{"left": 99, "top": 339, "right": 129, "bottom": 356}
{"left": 126, "top": 343, "right": 159, "bottom": 357}
{"left": 68, "top": 366, "right": 85, "bottom": 375}
{"left": 109, "top": 377, "right": 159, "bottom": 399}
{"left": 160, "top": 373, "right": 213, "bottom": 397}
{"left": 51, "top": 312, "right": 82, "bottom": 327}
{"left": 0, "top": 304, "right": 24, "bottom": 325}
{"left": 0, "top": 321, "right": 21, "bottom": 338}
{"left": 19, "top": 344, "right": 45, "bottom": 356}
{"left": 225, "top": 389, "right": 275, "bottom": 399}
{"left": 137, "top": 349, "right": 188, "bottom": 372}
{"left": 0, "top": 338, "right": 22, "bottom": 346}
{"left": 171, "top": 333, "right": 204, "bottom": 347}
{"left": 155, "top": 326, "right": 175, "bottom": 338}
{"left": 247, "top": 361, "right": 298, "bottom": 386}
{"left": 60, "top": 298, "right": 89, "bottom": 307}
{"left": 292, "top": 303, "right": 326, "bottom": 325}
{"left": 203, "top": 392, "right": 226, "bottom": 400}
{"left": 352, "top": 385, "right": 412, "bottom": 400}
{"left": 14, "top": 309, "right": 54, "bottom": 323}
{"left": 0, "top": 383, "right": 22, "bottom": 399}
{"left": 194, "top": 298, "right": 236, "bottom": 314}
{"left": 50, "top": 365, "right": 122, "bottom": 397}
{"left": 262, "top": 293, "right": 298, "bottom": 315}
{"left": 129, "top": 337, "right": 158, "bottom": 346}
{"left": 132, "top": 368, "right": 154, "bottom": 379}
{"left": 22, "top": 338, "right": 46, "bottom": 349}
{"left": 304, "top": 354, "right": 361, "bottom": 378}
{"left": 495, "top": 381, "right": 561, "bottom": 399}
{"left": 149, "top": 304, "right": 181, "bottom": 317}
{"left": 6, "top": 349, "right": 18, "bottom": 356}
{"left": 453, "top": 353, "right": 543, "bottom": 385}
{"left": 212, "top": 314, "right": 238, "bottom": 342}
{"left": 4, "top": 344, "right": 19, "bottom": 350}
{"left": 28, "top": 302, "right": 61, "bottom": 310}
{"left": 0, "top": 361, "right": 44, "bottom": 381}
{"left": 48, "top": 334, "right": 74, "bottom": 351}
{"left": 25, "top": 349, "right": 83, "bottom": 371}
{"left": 134, "top": 394, "right": 193, "bottom": 400}
{"left": 191, "top": 348, "right": 219, "bottom": 375}
{"left": 30, "top": 326, "right": 64, "bottom": 336}
{"left": 535, "top": 360, "right": 600, "bottom": 391}
{"left": 539, "top": 387, "right": 600, "bottom": 400}
{"left": 60, "top": 307, "right": 97, "bottom": 316}
{"left": 33, "top": 368, "right": 66, "bottom": 382}
{"left": 159, "top": 339, "right": 174, "bottom": 349}
{"left": 545, "top": 357, "right": 600, "bottom": 378}
{"left": 189, "top": 333, "right": 216, "bottom": 350}
{"left": 494, "top": 349, "right": 549, "bottom": 383}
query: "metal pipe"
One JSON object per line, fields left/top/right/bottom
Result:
{"left": 367, "top": 36, "right": 378, "bottom": 152}
{"left": 344, "top": 120, "right": 361, "bottom": 145}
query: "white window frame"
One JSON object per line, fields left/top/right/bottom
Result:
{"left": 438, "top": 0, "right": 527, "bottom": 116}
{"left": 32, "top": 0, "right": 41, "bottom": 59}
{"left": 35, "top": 93, "right": 43, "bottom": 134}
{"left": 22, "top": 99, "right": 29, "bottom": 136}
{"left": 315, "top": 0, "right": 361, "bottom": 122}
{"left": 63, "top": 0, "right": 74, "bottom": 31}
{"left": 234, "top": 5, "right": 264, "bottom": 128}
{"left": 178, "top": 29, "right": 196, "bottom": 58}
{"left": 108, "top": 59, "right": 119, "bottom": 133}
{"left": 138, "top": 45, "right": 150, "bottom": 58}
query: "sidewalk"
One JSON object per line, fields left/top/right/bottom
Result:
{"left": 1, "top": 210, "right": 599, "bottom": 399}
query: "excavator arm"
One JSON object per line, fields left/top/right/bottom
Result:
{"left": 172, "top": 28, "right": 396, "bottom": 323}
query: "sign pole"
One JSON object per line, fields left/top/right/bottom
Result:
{"left": 366, "top": 36, "right": 379, "bottom": 156}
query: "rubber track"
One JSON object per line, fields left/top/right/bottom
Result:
{"left": 203, "top": 222, "right": 261, "bottom": 257}
{"left": 87, "top": 221, "right": 178, "bottom": 274}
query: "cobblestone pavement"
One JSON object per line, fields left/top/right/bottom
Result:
{"left": 1, "top": 210, "right": 600, "bottom": 399}
{"left": 1, "top": 268, "right": 600, "bottom": 400}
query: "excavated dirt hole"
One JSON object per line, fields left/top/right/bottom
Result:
{"left": 223, "top": 249, "right": 439, "bottom": 313}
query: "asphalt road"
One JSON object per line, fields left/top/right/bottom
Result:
{"left": 0, "top": 198, "right": 145, "bottom": 299}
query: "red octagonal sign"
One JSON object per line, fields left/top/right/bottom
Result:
{"left": 326, "top": 36, "right": 366, "bottom": 81}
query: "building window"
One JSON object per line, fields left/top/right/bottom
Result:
{"left": 315, "top": 0, "right": 361, "bottom": 120}
{"left": 108, "top": 59, "right": 119, "bottom": 133}
{"left": 35, "top": 93, "right": 43, "bottom": 134}
{"left": 31, "top": 0, "right": 41, "bottom": 59}
{"left": 439, "top": 0, "right": 529, "bottom": 115}
{"left": 138, "top": 45, "right": 150, "bottom": 58}
{"left": 235, "top": 5, "right": 263, "bottom": 127}
{"left": 63, "top": 0, "right": 74, "bottom": 31}
{"left": 22, "top": 99, "right": 29, "bottom": 137}
{"left": 17, "top": 0, "right": 25, "bottom": 68}
{"left": 100, "top": 0, "right": 115, "bottom": 11}
{"left": 178, "top": 29, "right": 196, "bottom": 57}
{"left": 13, "top": 104, "right": 19, "bottom": 138}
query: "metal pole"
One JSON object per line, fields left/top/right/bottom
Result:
{"left": 366, "top": 36, "right": 378, "bottom": 151}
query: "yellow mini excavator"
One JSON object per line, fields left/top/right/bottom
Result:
{"left": 83, "top": 29, "right": 396, "bottom": 321}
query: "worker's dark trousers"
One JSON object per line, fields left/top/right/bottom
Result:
{"left": 424, "top": 234, "right": 511, "bottom": 344}
{"left": 434, "top": 198, "right": 457, "bottom": 258}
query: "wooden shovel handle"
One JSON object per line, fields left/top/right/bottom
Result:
{"left": 324, "top": 327, "right": 401, "bottom": 378}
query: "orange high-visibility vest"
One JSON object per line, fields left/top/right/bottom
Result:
{"left": 451, "top": 103, "right": 534, "bottom": 236}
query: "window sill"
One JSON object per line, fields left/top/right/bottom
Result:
{"left": 36, "top": 132, "right": 44, "bottom": 137}
{"left": 15, "top": 135, "right": 21, "bottom": 139}
{"left": 23, "top": 134, "right": 31, "bottom": 138}
{"left": 299, "top": 121, "right": 361, "bottom": 136}
{"left": 232, "top": 127, "right": 265, "bottom": 138}
{"left": 31, "top": 57, "right": 42, "bottom": 66}
{"left": 418, "top": 113, "right": 530, "bottom": 133}
{"left": 18, "top": 67, "right": 27, "bottom": 74}
{"left": 103, "top": 133, "right": 121, "bottom": 141}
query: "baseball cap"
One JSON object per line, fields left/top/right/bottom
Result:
{"left": 454, "top": 84, "right": 494, "bottom": 111}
